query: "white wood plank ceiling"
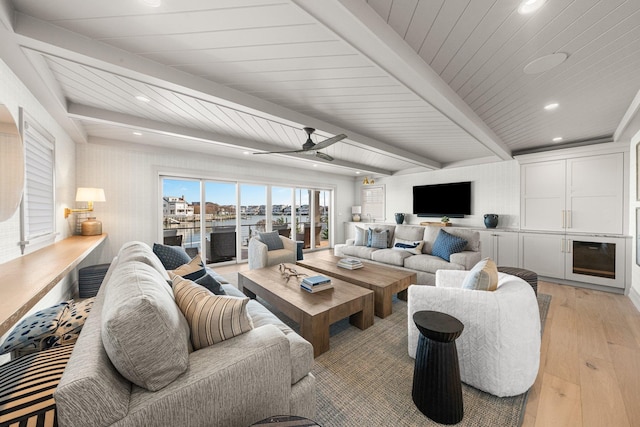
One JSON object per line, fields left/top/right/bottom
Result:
{"left": 3, "top": 0, "right": 640, "bottom": 176}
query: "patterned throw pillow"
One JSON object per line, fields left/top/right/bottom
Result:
{"left": 259, "top": 231, "right": 284, "bottom": 251}
{"left": 194, "top": 272, "right": 226, "bottom": 295}
{"left": 431, "top": 229, "right": 468, "bottom": 262}
{"left": 173, "top": 276, "right": 253, "bottom": 350}
{"left": 462, "top": 258, "right": 499, "bottom": 291}
{"left": 392, "top": 238, "right": 425, "bottom": 255}
{"left": 0, "top": 301, "right": 70, "bottom": 355}
{"left": 45, "top": 298, "right": 96, "bottom": 348}
{"left": 152, "top": 243, "right": 192, "bottom": 270}
{"left": 368, "top": 228, "right": 388, "bottom": 249}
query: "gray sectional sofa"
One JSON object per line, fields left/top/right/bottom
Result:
{"left": 335, "top": 224, "right": 481, "bottom": 286}
{"left": 55, "top": 241, "right": 315, "bottom": 427}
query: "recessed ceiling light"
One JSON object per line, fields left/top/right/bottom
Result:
{"left": 243, "top": 151, "right": 250, "bottom": 155}
{"left": 313, "top": 164, "right": 318, "bottom": 167}
{"left": 524, "top": 53, "right": 567, "bottom": 74}
{"left": 552, "top": 137, "right": 563, "bottom": 142}
{"left": 544, "top": 103, "right": 559, "bottom": 110}
{"left": 140, "top": 0, "right": 161, "bottom": 7}
{"left": 135, "top": 95, "right": 150, "bottom": 103}
{"left": 356, "top": 171, "right": 361, "bottom": 174}
{"left": 518, "top": 0, "right": 546, "bottom": 14}
{"left": 133, "top": 131, "right": 142, "bottom": 136}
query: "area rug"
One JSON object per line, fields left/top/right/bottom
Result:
{"left": 222, "top": 274, "right": 550, "bottom": 427}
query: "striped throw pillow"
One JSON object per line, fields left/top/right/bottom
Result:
{"left": 172, "top": 276, "right": 253, "bottom": 350}
{"left": 0, "top": 344, "right": 74, "bottom": 427}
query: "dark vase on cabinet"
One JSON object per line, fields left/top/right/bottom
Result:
{"left": 484, "top": 214, "right": 499, "bottom": 228}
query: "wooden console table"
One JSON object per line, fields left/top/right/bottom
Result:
{"left": 0, "top": 234, "right": 107, "bottom": 336}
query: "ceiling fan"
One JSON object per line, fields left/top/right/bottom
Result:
{"left": 253, "top": 127, "right": 346, "bottom": 161}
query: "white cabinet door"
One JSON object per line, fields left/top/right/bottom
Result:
{"left": 478, "top": 230, "right": 495, "bottom": 260}
{"left": 520, "top": 233, "right": 566, "bottom": 278}
{"left": 478, "top": 230, "right": 519, "bottom": 266}
{"left": 495, "top": 232, "right": 519, "bottom": 267}
{"left": 566, "top": 153, "right": 623, "bottom": 234}
{"left": 521, "top": 161, "right": 566, "bottom": 231}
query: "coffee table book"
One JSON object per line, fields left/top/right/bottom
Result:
{"left": 338, "top": 258, "right": 363, "bottom": 270}
{"left": 300, "top": 281, "right": 333, "bottom": 293}
{"left": 302, "top": 275, "right": 332, "bottom": 286}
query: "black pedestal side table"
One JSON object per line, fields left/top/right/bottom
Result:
{"left": 412, "top": 310, "right": 465, "bottom": 425}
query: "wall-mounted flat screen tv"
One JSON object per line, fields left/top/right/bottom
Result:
{"left": 413, "top": 181, "right": 472, "bottom": 218}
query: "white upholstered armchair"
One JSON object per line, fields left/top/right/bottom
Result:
{"left": 407, "top": 270, "right": 541, "bottom": 397}
{"left": 248, "top": 234, "right": 297, "bottom": 270}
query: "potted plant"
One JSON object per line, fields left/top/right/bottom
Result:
{"left": 440, "top": 216, "right": 450, "bottom": 226}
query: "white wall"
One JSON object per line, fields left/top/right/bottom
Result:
{"left": 76, "top": 141, "right": 357, "bottom": 265}
{"left": 354, "top": 160, "right": 521, "bottom": 229}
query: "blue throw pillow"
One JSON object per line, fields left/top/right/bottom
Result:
{"left": 259, "top": 231, "right": 284, "bottom": 251}
{"left": 153, "top": 243, "right": 192, "bottom": 270}
{"left": 368, "top": 228, "right": 388, "bottom": 249}
{"left": 432, "top": 229, "right": 468, "bottom": 262}
{"left": 194, "top": 273, "right": 226, "bottom": 295}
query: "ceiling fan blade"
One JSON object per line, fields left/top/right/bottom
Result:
{"left": 315, "top": 152, "right": 333, "bottom": 161}
{"left": 311, "top": 133, "right": 347, "bottom": 150}
{"left": 252, "top": 149, "right": 305, "bottom": 155}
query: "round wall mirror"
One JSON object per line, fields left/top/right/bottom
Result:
{"left": 0, "top": 104, "right": 25, "bottom": 221}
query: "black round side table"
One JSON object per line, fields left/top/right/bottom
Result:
{"left": 412, "top": 310, "right": 465, "bottom": 425}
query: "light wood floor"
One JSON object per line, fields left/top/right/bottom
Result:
{"left": 213, "top": 250, "right": 640, "bottom": 426}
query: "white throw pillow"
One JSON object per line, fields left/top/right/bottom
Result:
{"left": 392, "top": 238, "right": 424, "bottom": 255}
{"left": 354, "top": 226, "right": 368, "bottom": 246}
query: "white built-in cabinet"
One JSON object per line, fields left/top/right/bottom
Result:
{"left": 517, "top": 144, "right": 628, "bottom": 291}
{"left": 478, "top": 230, "right": 519, "bottom": 267}
{"left": 521, "top": 152, "right": 624, "bottom": 234}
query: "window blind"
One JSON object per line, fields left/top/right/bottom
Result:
{"left": 361, "top": 185, "right": 385, "bottom": 221}
{"left": 22, "top": 119, "right": 55, "bottom": 241}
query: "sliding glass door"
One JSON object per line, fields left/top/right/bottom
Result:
{"left": 161, "top": 176, "right": 332, "bottom": 265}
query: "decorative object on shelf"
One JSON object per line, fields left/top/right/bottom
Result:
{"left": 420, "top": 221, "right": 452, "bottom": 227}
{"left": 440, "top": 216, "right": 450, "bottom": 226}
{"left": 278, "top": 263, "right": 306, "bottom": 282}
{"left": 484, "top": 214, "right": 499, "bottom": 228}
{"left": 81, "top": 217, "right": 102, "bottom": 236}
{"left": 352, "top": 206, "right": 362, "bottom": 222}
{"left": 394, "top": 213, "right": 405, "bottom": 224}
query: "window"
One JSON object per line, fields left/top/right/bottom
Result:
{"left": 20, "top": 112, "right": 55, "bottom": 252}
{"left": 361, "top": 185, "right": 385, "bottom": 222}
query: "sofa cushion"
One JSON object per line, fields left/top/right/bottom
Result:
{"left": 392, "top": 238, "right": 424, "bottom": 255}
{"left": 371, "top": 248, "right": 414, "bottom": 266}
{"left": 341, "top": 245, "right": 380, "bottom": 260}
{"left": 101, "top": 261, "right": 191, "bottom": 391}
{"left": 394, "top": 224, "right": 425, "bottom": 242}
{"left": 173, "top": 276, "right": 254, "bottom": 350}
{"left": 0, "top": 301, "right": 70, "bottom": 355}
{"left": 404, "top": 253, "right": 467, "bottom": 274}
{"left": 462, "top": 258, "right": 499, "bottom": 291}
{"left": 152, "top": 242, "right": 192, "bottom": 270}
{"left": 46, "top": 297, "right": 95, "bottom": 348}
{"left": 259, "top": 231, "right": 284, "bottom": 250}
{"left": 432, "top": 229, "right": 468, "bottom": 261}
{"left": 368, "top": 228, "right": 389, "bottom": 249}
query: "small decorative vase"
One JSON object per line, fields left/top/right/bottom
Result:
{"left": 352, "top": 214, "right": 361, "bottom": 222}
{"left": 484, "top": 214, "right": 499, "bottom": 228}
{"left": 395, "top": 213, "right": 405, "bottom": 224}
{"left": 81, "top": 217, "right": 102, "bottom": 236}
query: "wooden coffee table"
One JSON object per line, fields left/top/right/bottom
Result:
{"left": 297, "top": 255, "right": 417, "bottom": 318}
{"left": 238, "top": 264, "right": 374, "bottom": 357}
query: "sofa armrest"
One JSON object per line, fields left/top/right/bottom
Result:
{"left": 124, "top": 325, "right": 293, "bottom": 426}
{"left": 449, "top": 250, "right": 481, "bottom": 270}
{"left": 345, "top": 239, "right": 355, "bottom": 246}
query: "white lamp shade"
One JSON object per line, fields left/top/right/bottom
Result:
{"left": 75, "top": 187, "right": 106, "bottom": 202}
{"left": 351, "top": 206, "right": 362, "bottom": 214}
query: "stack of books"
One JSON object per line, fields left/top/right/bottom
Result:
{"left": 301, "top": 275, "right": 333, "bottom": 293}
{"left": 337, "top": 258, "right": 363, "bottom": 270}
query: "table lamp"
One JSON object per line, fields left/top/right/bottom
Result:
{"left": 352, "top": 206, "right": 362, "bottom": 222}
{"left": 64, "top": 187, "right": 106, "bottom": 235}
